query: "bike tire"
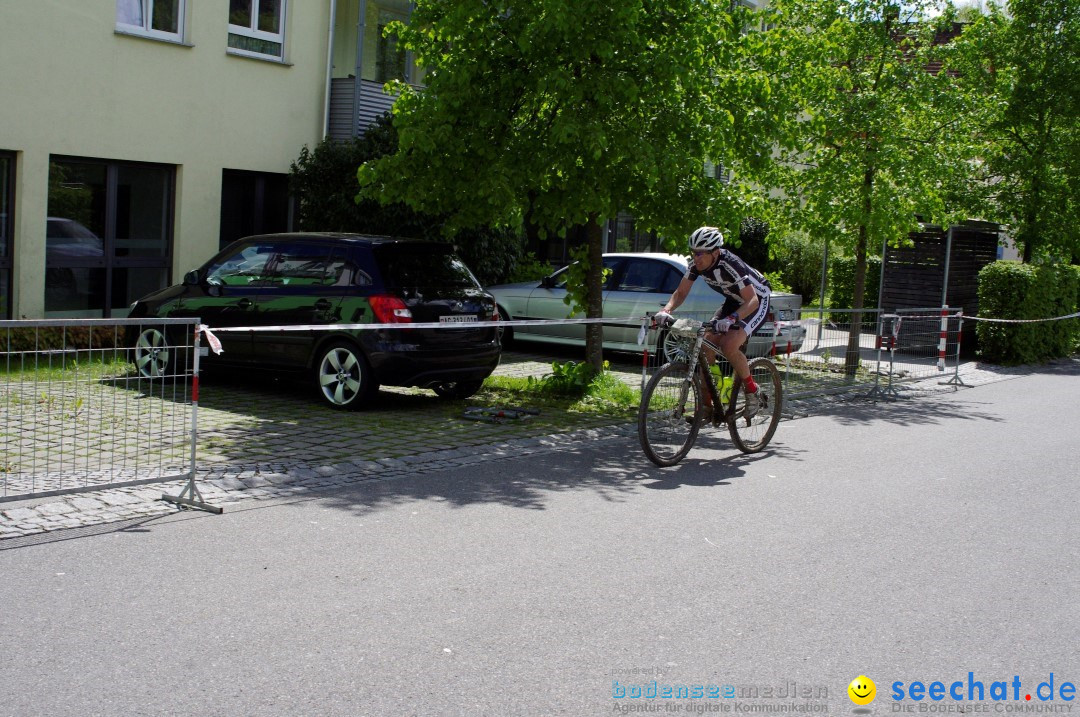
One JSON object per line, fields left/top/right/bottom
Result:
{"left": 727, "top": 357, "right": 783, "bottom": 454}
{"left": 638, "top": 361, "right": 704, "bottom": 467}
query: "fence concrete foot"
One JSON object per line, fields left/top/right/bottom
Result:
{"left": 162, "top": 475, "right": 222, "bottom": 514}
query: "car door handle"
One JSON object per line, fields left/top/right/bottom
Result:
{"left": 237, "top": 298, "right": 253, "bottom": 309}
{"left": 314, "top": 299, "right": 332, "bottom": 311}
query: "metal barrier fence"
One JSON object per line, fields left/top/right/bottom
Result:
{"left": 641, "top": 306, "right": 967, "bottom": 414}
{"left": 0, "top": 318, "right": 202, "bottom": 504}
{"left": 778, "top": 308, "right": 883, "bottom": 401}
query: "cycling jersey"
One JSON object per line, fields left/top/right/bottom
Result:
{"left": 683, "top": 249, "right": 771, "bottom": 304}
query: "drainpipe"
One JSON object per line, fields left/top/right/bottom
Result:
{"left": 322, "top": 0, "right": 338, "bottom": 140}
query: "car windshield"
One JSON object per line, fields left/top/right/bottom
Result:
{"left": 375, "top": 244, "right": 480, "bottom": 290}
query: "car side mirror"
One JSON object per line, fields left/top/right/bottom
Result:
{"left": 540, "top": 276, "right": 555, "bottom": 289}
{"left": 183, "top": 270, "right": 200, "bottom": 286}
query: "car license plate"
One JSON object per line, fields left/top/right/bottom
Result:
{"left": 439, "top": 315, "right": 474, "bottom": 323}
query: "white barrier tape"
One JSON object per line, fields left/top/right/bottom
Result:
{"left": 893, "top": 311, "right": 1080, "bottom": 324}
{"left": 196, "top": 324, "right": 224, "bottom": 354}
{"left": 959, "top": 311, "right": 1080, "bottom": 324}
{"left": 205, "top": 315, "right": 643, "bottom": 333}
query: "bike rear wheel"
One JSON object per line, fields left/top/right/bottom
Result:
{"left": 727, "top": 357, "right": 783, "bottom": 453}
{"left": 638, "top": 361, "right": 704, "bottom": 467}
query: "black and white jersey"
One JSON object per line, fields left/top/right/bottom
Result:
{"left": 684, "top": 249, "right": 770, "bottom": 305}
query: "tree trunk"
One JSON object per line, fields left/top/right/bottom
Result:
{"left": 845, "top": 229, "right": 868, "bottom": 377}
{"left": 845, "top": 167, "right": 874, "bottom": 377}
{"left": 584, "top": 215, "right": 605, "bottom": 373}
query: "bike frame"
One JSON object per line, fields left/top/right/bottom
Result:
{"left": 679, "top": 323, "right": 741, "bottom": 423}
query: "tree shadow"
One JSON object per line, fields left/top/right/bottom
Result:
{"left": 265, "top": 426, "right": 811, "bottom": 523}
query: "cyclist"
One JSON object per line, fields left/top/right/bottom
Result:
{"left": 653, "top": 226, "right": 771, "bottom": 419}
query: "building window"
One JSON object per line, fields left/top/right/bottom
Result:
{"left": 228, "top": 0, "right": 286, "bottom": 60}
{"left": 361, "top": 0, "right": 421, "bottom": 84}
{"left": 704, "top": 159, "right": 731, "bottom": 184}
{"left": 46, "top": 158, "right": 173, "bottom": 318}
{"left": 376, "top": 9, "right": 408, "bottom": 83}
{"left": 219, "top": 170, "right": 292, "bottom": 250}
{"left": 116, "top": 0, "right": 187, "bottom": 43}
{"left": 0, "top": 151, "right": 13, "bottom": 319}
{"left": 609, "top": 212, "right": 660, "bottom": 254}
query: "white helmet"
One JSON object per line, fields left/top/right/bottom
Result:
{"left": 689, "top": 226, "right": 724, "bottom": 251}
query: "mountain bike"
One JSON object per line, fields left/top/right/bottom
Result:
{"left": 638, "top": 316, "right": 783, "bottom": 467}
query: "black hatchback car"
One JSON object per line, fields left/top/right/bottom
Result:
{"left": 128, "top": 233, "right": 501, "bottom": 409}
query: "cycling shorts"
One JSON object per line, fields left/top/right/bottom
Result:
{"left": 717, "top": 293, "right": 770, "bottom": 336}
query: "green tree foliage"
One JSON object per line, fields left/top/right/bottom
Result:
{"left": 759, "top": 0, "right": 978, "bottom": 373}
{"left": 950, "top": 0, "right": 1080, "bottom": 263}
{"left": 289, "top": 114, "right": 522, "bottom": 285}
{"left": 357, "top": 0, "right": 778, "bottom": 369}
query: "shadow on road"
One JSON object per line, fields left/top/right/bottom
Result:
{"left": 254, "top": 426, "right": 819, "bottom": 520}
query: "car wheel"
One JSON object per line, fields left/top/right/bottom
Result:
{"left": 133, "top": 328, "right": 171, "bottom": 378}
{"left": 496, "top": 307, "right": 514, "bottom": 347}
{"left": 659, "top": 329, "right": 686, "bottom": 364}
{"left": 314, "top": 341, "right": 376, "bottom": 410}
{"left": 431, "top": 379, "right": 484, "bottom": 400}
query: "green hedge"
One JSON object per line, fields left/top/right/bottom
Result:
{"left": 829, "top": 257, "right": 881, "bottom": 310}
{"left": 3, "top": 326, "right": 130, "bottom": 353}
{"left": 976, "top": 262, "right": 1080, "bottom": 365}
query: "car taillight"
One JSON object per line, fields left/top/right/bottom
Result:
{"left": 766, "top": 311, "right": 776, "bottom": 323}
{"left": 492, "top": 307, "right": 500, "bottom": 322}
{"left": 370, "top": 295, "right": 413, "bottom": 324}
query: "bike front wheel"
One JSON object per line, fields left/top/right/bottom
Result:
{"left": 638, "top": 361, "right": 704, "bottom": 467}
{"left": 727, "top": 357, "right": 783, "bottom": 453}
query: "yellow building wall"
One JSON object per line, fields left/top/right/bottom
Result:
{"left": 0, "top": 0, "right": 331, "bottom": 318}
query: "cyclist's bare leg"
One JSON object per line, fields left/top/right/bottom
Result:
{"left": 699, "top": 328, "right": 749, "bottom": 416}
{"left": 716, "top": 328, "right": 751, "bottom": 383}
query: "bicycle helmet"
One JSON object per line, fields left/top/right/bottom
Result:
{"left": 689, "top": 226, "right": 724, "bottom": 252}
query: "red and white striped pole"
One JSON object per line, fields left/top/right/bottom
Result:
{"left": 937, "top": 305, "right": 949, "bottom": 372}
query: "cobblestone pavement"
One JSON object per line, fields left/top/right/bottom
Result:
{"left": 2, "top": 347, "right": 1067, "bottom": 542}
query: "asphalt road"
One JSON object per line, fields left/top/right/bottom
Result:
{"left": 1, "top": 361, "right": 1078, "bottom": 716}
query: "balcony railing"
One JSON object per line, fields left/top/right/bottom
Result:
{"left": 327, "top": 78, "right": 405, "bottom": 140}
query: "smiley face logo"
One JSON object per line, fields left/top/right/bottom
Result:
{"left": 848, "top": 675, "right": 876, "bottom": 706}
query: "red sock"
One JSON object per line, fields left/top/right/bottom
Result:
{"left": 744, "top": 376, "right": 758, "bottom": 393}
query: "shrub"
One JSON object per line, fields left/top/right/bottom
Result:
{"left": 3, "top": 326, "right": 128, "bottom": 353}
{"left": 976, "top": 262, "right": 1080, "bottom": 364}
{"left": 734, "top": 217, "right": 771, "bottom": 271}
{"left": 507, "top": 252, "right": 554, "bottom": 283}
{"left": 829, "top": 256, "right": 882, "bottom": 309}
{"left": 764, "top": 271, "right": 792, "bottom": 294}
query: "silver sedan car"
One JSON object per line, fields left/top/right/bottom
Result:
{"left": 488, "top": 252, "right": 805, "bottom": 362}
